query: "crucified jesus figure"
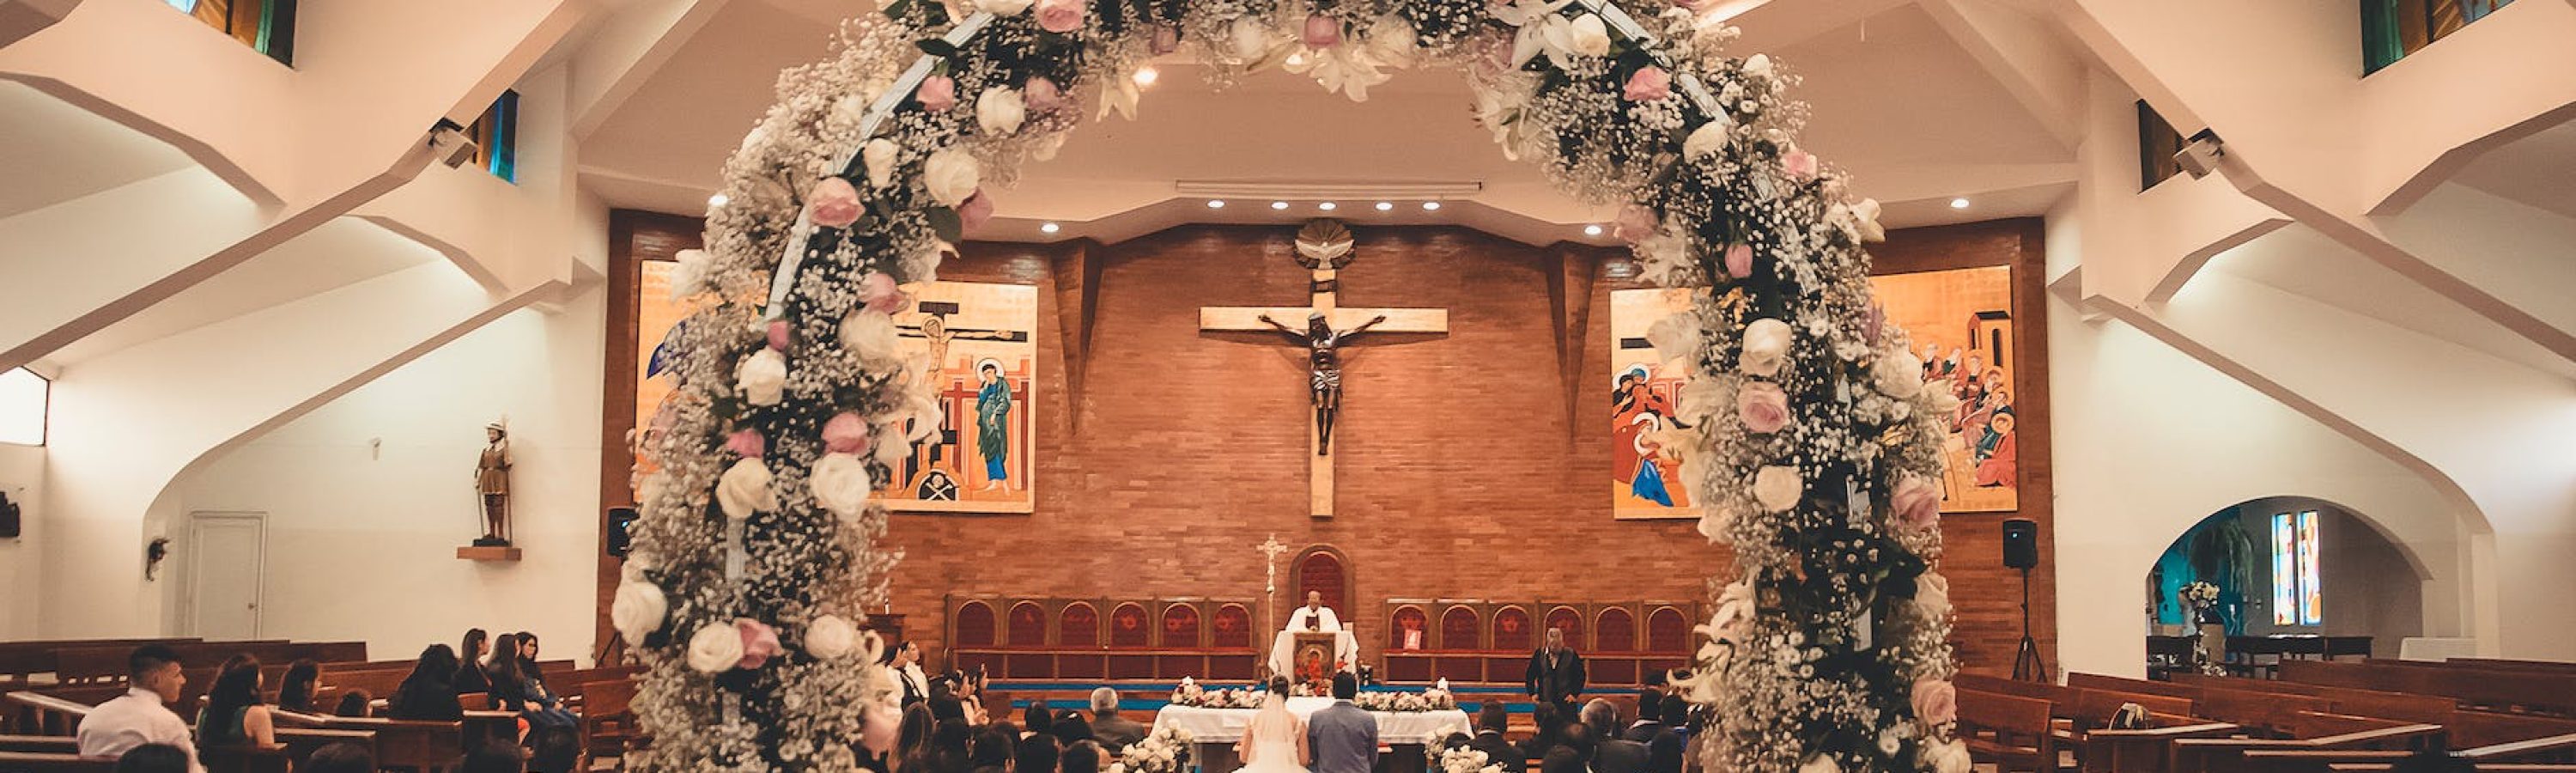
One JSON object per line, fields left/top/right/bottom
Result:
{"left": 1259, "top": 312, "right": 1388, "bottom": 455}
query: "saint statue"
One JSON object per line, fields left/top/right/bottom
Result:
{"left": 474, "top": 422, "right": 513, "bottom": 546}
{"left": 1256, "top": 313, "right": 1388, "bottom": 455}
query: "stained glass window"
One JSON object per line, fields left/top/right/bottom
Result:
{"left": 2365, "top": 0, "right": 2514, "bottom": 75}
{"left": 2272, "top": 513, "right": 2298, "bottom": 624}
{"left": 470, "top": 91, "right": 521, "bottom": 183}
{"left": 2136, "top": 101, "right": 2187, "bottom": 192}
{"left": 157, "top": 0, "right": 295, "bottom": 66}
{"left": 2298, "top": 510, "right": 2324, "bottom": 625}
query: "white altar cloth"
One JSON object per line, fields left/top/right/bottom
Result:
{"left": 1151, "top": 697, "right": 1471, "bottom": 746}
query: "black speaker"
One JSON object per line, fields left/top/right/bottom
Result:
{"left": 0, "top": 490, "right": 18, "bottom": 539}
{"left": 2002, "top": 518, "right": 2038, "bottom": 569}
{"left": 605, "top": 507, "right": 639, "bottom": 558}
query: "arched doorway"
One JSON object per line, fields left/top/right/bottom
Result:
{"left": 2143, "top": 496, "right": 2427, "bottom": 674}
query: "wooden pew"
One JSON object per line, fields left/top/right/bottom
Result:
{"left": 1958, "top": 691, "right": 2057, "bottom": 773}
{"left": 2194, "top": 691, "right": 2335, "bottom": 739}
{"left": 578, "top": 679, "right": 641, "bottom": 758}
{"left": 2082, "top": 720, "right": 2244, "bottom": 773}
{"left": 199, "top": 744, "right": 292, "bottom": 773}
{"left": 2444, "top": 659, "right": 2576, "bottom": 675}
{"left": 2281, "top": 660, "right": 2576, "bottom": 716}
{"left": 0, "top": 751, "right": 118, "bottom": 772}
{"left": 2167, "top": 715, "right": 2442, "bottom": 773}
{"left": 2069, "top": 673, "right": 2202, "bottom": 702}
{"left": 4, "top": 692, "right": 94, "bottom": 738}
{"left": 2169, "top": 675, "right": 2456, "bottom": 728}
{"left": 272, "top": 711, "right": 467, "bottom": 773}
{"left": 0, "top": 736, "right": 78, "bottom": 753}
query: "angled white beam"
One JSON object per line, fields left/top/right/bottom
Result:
{"left": 1916, "top": 0, "right": 2081, "bottom": 148}
{"left": 0, "top": 0, "right": 81, "bottom": 49}
{"left": 568, "top": 0, "right": 734, "bottom": 137}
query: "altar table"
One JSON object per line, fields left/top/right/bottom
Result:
{"left": 1151, "top": 697, "right": 1467, "bottom": 773}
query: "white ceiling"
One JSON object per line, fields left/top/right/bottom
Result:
{"left": 577, "top": 0, "right": 2080, "bottom": 242}
{"left": 47, "top": 217, "right": 444, "bottom": 364}
{"left": 2451, "top": 118, "right": 2576, "bottom": 220}
{"left": 0, "top": 81, "right": 197, "bottom": 221}
{"left": 2200, "top": 222, "right": 2576, "bottom": 380}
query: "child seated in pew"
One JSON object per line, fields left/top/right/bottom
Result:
{"left": 331, "top": 690, "right": 373, "bottom": 718}
{"left": 275, "top": 660, "right": 320, "bottom": 715}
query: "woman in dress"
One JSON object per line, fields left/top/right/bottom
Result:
{"left": 454, "top": 629, "right": 492, "bottom": 696}
{"left": 1233, "top": 677, "right": 1309, "bottom": 773}
{"left": 275, "top": 659, "right": 320, "bottom": 715}
{"left": 197, "top": 655, "right": 276, "bottom": 749}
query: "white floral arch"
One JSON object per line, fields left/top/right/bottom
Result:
{"left": 612, "top": 1, "right": 1964, "bottom": 771}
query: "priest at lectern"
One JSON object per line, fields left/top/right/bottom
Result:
{"left": 1269, "top": 591, "right": 1359, "bottom": 683}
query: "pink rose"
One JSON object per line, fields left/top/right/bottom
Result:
{"left": 1303, "top": 15, "right": 1342, "bottom": 46}
{"left": 1723, "top": 243, "right": 1754, "bottom": 279}
{"left": 1782, "top": 149, "right": 1818, "bottom": 180}
{"left": 1024, "top": 77, "right": 1065, "bottom": 113}
{"left": 726, "top": 428, "right": 765, "bottom": 459}
{"left": 1150, "top": 25, "right": 1181, "bottom": 55}
{"left": 1737, "top": 381, "right": 1790, "bottom": 434}
{"left": 823, "top": 412, "right": 873, "bottom": 454}
{"left": 1623, "top": 66, "right": 1673, "bottom": 102}
{"left": 1912, "top": 679, "right": 1959, "bottom": 727}
{"left": 735, "top": 618, "right": 784, "bottom": 669}
{"left": 1613, "top": 204, "right": 1659, "bottom": 244}
{"left": 862, "top": 701, "right": 902, "bottom": 754}
{"left": 918, "top": 76, "right": 957, "bottom": 112}
{"left": 808, "top": 177, "right": 862, "bottom": 228}
{"left": 957, "top": 188, "right": 994, "bottom": 233}
{"left": 1035, "top": 0, "right": 1083, "bottom": 33}
{"left": 858, "top": 271, "right": 907, "bottom": 315}
{"left": 1893, "top": 475, "right": 1940, "bottom": 530}
{"left": 766, "top": 320, "right": 791, "bottom": 351}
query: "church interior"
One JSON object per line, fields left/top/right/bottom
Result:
{"left": 5, "top": 0, "right": 2576, "bottom": 771}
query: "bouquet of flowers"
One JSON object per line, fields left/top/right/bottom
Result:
{"left": 2180, "top": 581, "right": 2221, "bottom": 615}
{"left": 1429, "top": 741, "right": 1504, "bottom": 773}
{"left": 1107, "top": 727, "right": 1194, "bottom": 773}
{"left": 1352, "top": 689, "right": 1458, "bottom": 713}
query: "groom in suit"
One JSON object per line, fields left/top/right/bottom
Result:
{"left": 1308, "top": 673, "right": 1378, "bottom": 773}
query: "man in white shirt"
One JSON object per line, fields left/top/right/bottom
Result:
{"left": 77, "top": 644, "right": 203, "bottom": 773}
{"left": 1284, "top": 591, "right": 1341, "bottom": 633}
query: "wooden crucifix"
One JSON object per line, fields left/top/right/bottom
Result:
{"left": 1200, "top": 220, "right": 1448, "bottom": 520}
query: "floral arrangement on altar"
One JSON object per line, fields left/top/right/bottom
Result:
{"left": 1353, "top": 687, "right": 1458, "bottom": 713}
{"left": 1106, "top": 726, "right": 1194, "bottom": 773}
{"left": 1166, "top": 685, "right": 1269, "bottom": 709}
{"left": 617, "top": 0, "right": 1959, "bottom": 764}
{"left": 2179, "top": 581, "right": 2223, "bottom": 624}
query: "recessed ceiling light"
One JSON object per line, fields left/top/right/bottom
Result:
{"left": 1133, "top": 67, "right": 1159, "bottom": 87}
{"left": 1040, "top": 222, "right": 1061, "bottom": 234}
{"left": 708, "top": 193, "right": 730, "bottom": 208}
{"left": 1583, "top": 224, "right": 1604, "bottom": 236}
{"left": 1271, "top": 201, "right": 1291, "bottom": 210}
{"left": 1318, "top": 202, "right": 1338, "bottom": 211}
{"left": 1206, "top": 199, "right": 1225, "bottom": 209}
{"left": 1374, "top": 202, "right": 1394, "bottom": 211}
{"left": 1949, "top": 198, "right": 1971, "bottom": 210}
{"left": 1421, "top": 201, "right": 1442, "bottom": 211}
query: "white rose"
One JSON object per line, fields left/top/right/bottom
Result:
{"left": 1743, "top": 53, "right": 1773, "bottom": 80}
{"left": 687, "top": 622, "right": 745, "bottom": 673}
{"left": 872, "top": 422, "right": 911, "bottom": 468}
{"left": 841, "top": 310, "right": 902, "bottom": 364}
{"left": 973, "top": 0, "right": 1032, "bottom": 14}
{"left": 1798, "top": 755, "right": 1838, "bottom": 773}
{"left": 738, "top": 349, "right": 787, "bottom": 405}
{"left": 811, "top": 452, "right": 872, "bottom": 518}
{"left": 1365, "top": 15, "right": 1418, "bottom": 66}
{"left": 717, "top": 458, "right": 776, "bottom": 520}
{"left": 1676, "top": 377, "right": 1726, "bottom": 425}
{"left": 1924, "top": 740, "right": 1970, "bottom": 773}
{"left": 611, "top": 579, "right": 668, "bottom": 642}
{"left": 975, "top": 87, "right": 1026, "bottom": 136}
{"left": 670, "top": 249, "right": 712, "bottom": 300}
{"left": 1684, "top": 117, "right": 1734, "bottom": 161}
{"left": 1873, "top": 349, "right": 1924, "bottom": 399}
{"left": 1850, "top": 198, "right": 1886, "bottom": 242}
{"left": 1752, "top": 465, "right": 1802, "bottom": 512}
{"left": 1646, "top": 312, "right": 1701, "bottom": 364}
{"left": 863, "top": 139, "right": 900, "bottom": 190}
{"left": 1916, "top": 572, "right": 1952, "bottom": 619}
{"left": 1739, "top": 318, "right": 1791, "bottom": 377}
{"left": 807, "top": 614, "right": 860, "bottom": 660}
{"left": 1230, "top": 16, "right": 1271, "bottom": 61}
{"left": 1543, "top": 14, "right": 1611, "bottom": 59}
{"left": 923, "top": 148, "right": 980, "bottom": 207}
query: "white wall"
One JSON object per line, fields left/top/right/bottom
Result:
{"left": 160, "top": 286, "right": 606, "bottom": 661}
{"left": 0, "top": 441, "right": 44, "bottom": 640}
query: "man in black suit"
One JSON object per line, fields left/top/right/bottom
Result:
{"left": 1308, "top": 673, "right": 1378, "bottom": 773}
{"left": 1524, "top": 628, "right": 1586, "bottom": 714}
{"left": 1627, "top": 695, "right": 1686, "bottom": 773}
{"left": 1620, "top": 690, "right": 1667, "bottom": 742}
{"left": 1088, "top": 687, "right": 1149, "bottom": 752}
{"left": 1585, "top": 699, "right": 1647, "bottom": 773}
{"left": 1467, "top": 703, "right": 1527, "bottom": 773}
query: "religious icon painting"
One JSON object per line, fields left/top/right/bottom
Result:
{"left": 1868, "top": 265, "right": 2018, "bottom": 513}
{"left": 880, "top": 281, "right": 1039, "bottom": 514}
{"left": 1610, "top": 288, "right": 1698, "bottom": 520}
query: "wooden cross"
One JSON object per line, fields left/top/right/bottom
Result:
{"left": 1200, "top": 221, "right": 1448, "bottom": 520}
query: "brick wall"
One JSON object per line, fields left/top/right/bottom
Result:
{"left": 604, "top": 217, "right": 2057, "bottom": 679}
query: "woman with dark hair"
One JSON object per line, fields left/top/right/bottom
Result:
{"left": 896, "top": 703, "right": 939, "bottom": 763}
{"left": 197, "top": 654, "right": 276, "bottom": 748}
{"left": 275, "top": 659, "right": 320, "bottom": 714}
{"left": 1021, "top": 702, "right": 1055, "bottom": 740}
{"left": 488, "top": 634, "right": 578, "bottom": 734}
{"left": 518, "top": 632, "right": 546, "bottom": 674}
{"left": 1015, "top": 734, "right": 1061, "bottom": 773}
{"left": 386, "top": 645, "right": 464, "bottom": 721}
{"left": 454, "top": 629, "right": 491, "bottom": 695}
{"left": 883, "top": 640, "right": 928, "bottom": 706}
{"left": 969, "top": 727, "right": 1016, "bottom": 773}
{"left": 483, "top": 633, "right": 519, "bottom": 695}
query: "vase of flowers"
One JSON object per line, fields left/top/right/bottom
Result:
{"left": 2178, "top": 581, "right": 2227, "bottom": 674}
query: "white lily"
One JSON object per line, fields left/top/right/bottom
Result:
{"left": 1540, "top": 13, "right": 1611, "bottom": 69}
{"left": 1286, "top": 46, "right": 1392, "bottom": 102}
{"left": 1096, "top": 71, "right": 1139, "bottom": 121}
{"left": 1492, "top": 0, "right": 1572, "bottom": 68}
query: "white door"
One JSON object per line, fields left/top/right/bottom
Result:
{"left": 187, "top": 513, "right": 265, "bottom": 640}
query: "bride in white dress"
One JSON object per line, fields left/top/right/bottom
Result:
{"left": 1233, "top": 678, "right": 1310, "bottom": 773}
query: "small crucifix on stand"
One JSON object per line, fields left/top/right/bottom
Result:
{"left": 1259, "top": 533, "right": 1291, "bottom": 634}
{"left": 1201, "top": 220, "right": 1449, "bottom": 520}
